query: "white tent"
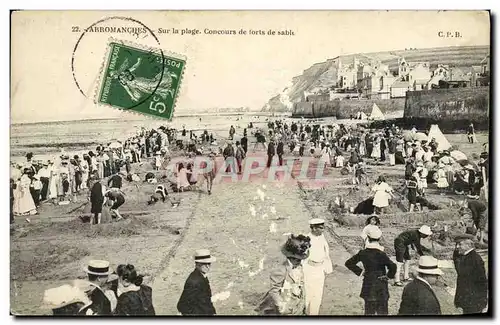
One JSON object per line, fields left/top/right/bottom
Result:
{"left": 370, "top": 103, "right": 385, "bottom": 120}
{"left": 427, "top": 124, "right": 451, "bottom": 152}
{"left": 359, "top": 112, "right": 368, "bottom": 120}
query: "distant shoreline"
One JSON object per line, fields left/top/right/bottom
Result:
{"left": 11, "top": 111, "right": 283, "bottom": 126}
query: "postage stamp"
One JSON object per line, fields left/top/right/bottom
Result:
{"left": 95, "top": 38, "right": 186, "bottom": 120}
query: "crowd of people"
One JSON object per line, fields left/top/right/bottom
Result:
{"left": 12, "top": 116, "right": 489, "bottom": 316}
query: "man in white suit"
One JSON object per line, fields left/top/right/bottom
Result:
{"left": 303, "top": 218, "right": 333, "bottom": 315}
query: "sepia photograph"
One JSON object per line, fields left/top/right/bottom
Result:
{"left": 9, "top": 10, "right": 491, "bottom": 316}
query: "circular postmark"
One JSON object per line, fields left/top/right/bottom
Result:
{"left": 71, "top": 16, "right": 166, "bottom": 111}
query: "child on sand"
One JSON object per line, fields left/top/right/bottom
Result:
{"left": 436, "top": 163, "right": 449, "bottom": 195}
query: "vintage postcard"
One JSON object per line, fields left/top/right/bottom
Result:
{"left": 10, "top": 10, "right": 490, "bottom": 316}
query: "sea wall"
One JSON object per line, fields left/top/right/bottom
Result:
{"left": 292, "top": 98, "right": 405, "bottom": 118}
{"left": 404, "top": 87, "right": 490, "bottom": 123}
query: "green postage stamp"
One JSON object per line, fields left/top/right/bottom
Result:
{"left": 95, "top": 39, "right": 186, "bottom": 120}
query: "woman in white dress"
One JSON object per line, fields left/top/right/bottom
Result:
{"left": 80, "top": 158, "right": 89, "bottom": 190}
{"left": 371, "top": 175, "right": 394, "bottom": 214}
{"left": 415, "top": 161, "right": 428, "bottom": 194}
{"left": 371, "top": 137, "right": 381, "bottom": 161}
{"left": 320, "top": 143, "right": 333, "bottom": 168}
{"left": 436, "top": 163, "right": 449, "bottom": 195}
{"left": 48, "top": 161, "right": 59, "bottom": 201}
{"left": 176, "top": 162, "right": 190, "bottom": 192}
{"left": 13, "top": 169, "right": 37, "bottom": 216}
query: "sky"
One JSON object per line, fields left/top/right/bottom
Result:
{"left": 11, "top": 10, "right": 490, "bottom": 123}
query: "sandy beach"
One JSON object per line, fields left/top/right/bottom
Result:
{"left": 10, "top": 115, "right": 488, "bottom": 315}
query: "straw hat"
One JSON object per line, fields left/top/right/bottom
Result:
{"left": 418, "top": 225, "right": 433, "bottom": 236}
{"left": 194, "top": 249, "right": 216, "bottom": 263}
{"left": 41, "top": 284, "right": 91, "bottom": 310}
{"left": 83, "top": 260, "right": 111, "bottom": 276}
{"left": 415, "top": 256, "right": 443, "bottom": 275}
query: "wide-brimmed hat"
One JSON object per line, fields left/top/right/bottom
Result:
{"left": 415, "top": 256, "right": 443, "bottom": 275}
{"left": 418, "top": 225, "right": 433, "bottom": 236}
{"left": 41, "top": 284, "right": 91, "bottom": 310}
{"left": 194, "top": 249, "right": 216, "bottom": 263}
{"left": 83, "top": 260, "right": 111, "bottom": 276}
{"left": 281, "top": 234, "right": 311, "bottom": 260}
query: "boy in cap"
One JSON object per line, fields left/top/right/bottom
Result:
{"left": 177, "top": 249, "right": 217, "bottom": 315}
{"left": 393, "top": 225, "right": 433, "bottom": 286}
{"left": 345, "top": 227, "right": 396, "bottom": 315}
{"left": 303, "top": 219, "right": 333, "bottom": 315}
{"left": 398, "top": 256, "right": 443, "bottom": 315}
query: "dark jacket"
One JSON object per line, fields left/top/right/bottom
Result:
{"left": 345, "top": 247, "right": 397, "bottom": 301}
{"left": 177, "top": 269, "right": 216, "bottom": 316}
{"left": 115, "top": 285, "right": 156, "bottom": 316}
{"left": 398, "top": 278, "right": 441, "bottom": 315}
{"left": 276, "top": 142, "right": 284, "bottom": 155}
{"left": 223, "top": 145, "right": 234, "bottom": 159}
{"left": 108, "top": 174, "right": 122, "bottom": 189}
{"left": 82, "top": 286, "right": 112, "bottom": 315}
{"left": 90, "top": 182, "right": 104, "bottom": 214}
{"left": 452, "top": 249, "right": 488, "bottom": 311}
{"left": 395, "top": 230, "right": 426, "bottom": 255}
{"left": 267, "top": 142, "right": 276, "bottom": 156}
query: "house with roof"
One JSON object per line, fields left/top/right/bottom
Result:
{"left": 390, "top": 80, "right": 411, "bottom": 98}
{"left": 398, "top": 57, "right": 430, "bottom": 82}
{"left": 480, "top": 54, "right": 490, "bottom": 75}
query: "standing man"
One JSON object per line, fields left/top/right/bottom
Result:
{"left": 177, "top": 249, "right": 217, "bottom": 316}
{"left": 229, "top": 125, "right": 236, "bottom": 140}
{"left": 240, "top": 133, "right": 248, "bottom": 154}
{"left": 467, "top": 123, "right": 476, "bottom": 143}
{"left": 89, "top": 178, "right": 105, "bottom": 225}
{"left": 393, "top": 225, "right": 433, "bottom": 286}
{"left": 398, "top": 256, "right": 442, "bottom": 315}
{"left": 37, "top": 162, "right": 51, "bottom": 201}
{"left": 267, "top": 138, "right": 276, "bottom": 168}
{"left": 453, "top": 236, "right": 488, "bottom": 314}
{"left": 235, "top": 141, "right": 246, "bottom": 175}
{"left": 345, "top": 227, "right": 396, "bottom": 315}
{"left": 388, "top": 135, "right": 397, "bottom": 166}
{"left": 303, "top": 219, "right": 333, "bottom": 315}
{"left": 223, "top": 141, "right": 235, "bottom": 173}
{"left": 276, "top": 137, "right": 285, "bottom": 166}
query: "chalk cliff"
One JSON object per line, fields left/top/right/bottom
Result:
{"left": 262, "top": 45, "right": 490, "bottom": 112}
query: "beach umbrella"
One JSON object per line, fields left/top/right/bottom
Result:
{"left": 403, "top": 132, "right": 414, "bottom": 142}
{"left": 414, "top": 132, "right": 428, "bottom": 142}
{"left": 108, "top": 141, "right": 122, "bottom": 149}
{"left": 450, "top": 150, "right": 468, "bottom": 161}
